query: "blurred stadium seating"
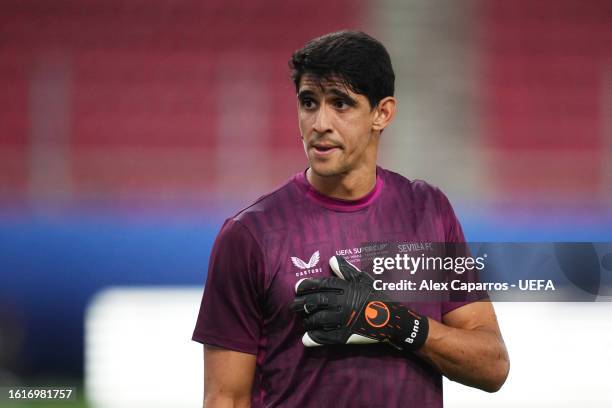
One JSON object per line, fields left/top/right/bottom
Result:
{"left": 0, "top": 0, "right": 365, "bottom": 205}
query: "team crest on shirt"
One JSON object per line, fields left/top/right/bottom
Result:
{"left": 291, "top": 251, "right": 323, "bottom": 276}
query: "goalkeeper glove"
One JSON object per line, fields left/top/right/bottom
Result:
{"left": 291, "top": 255, "right": 429, "bottom": 351}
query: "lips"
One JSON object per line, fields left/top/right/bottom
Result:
{"left": 311, "top": 143, "right": 341, "bottom": 156}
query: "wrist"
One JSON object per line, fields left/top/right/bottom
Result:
{"left": 387, "top": 304, "right": 429, "bottom": 351}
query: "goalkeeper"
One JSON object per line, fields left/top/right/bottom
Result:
{"left": 193, "top": 30, "right": 509, "bottom": 407}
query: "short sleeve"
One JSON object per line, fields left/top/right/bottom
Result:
{"left": 436, "top": 190, "right": 489, "bottom": 315}
{"left": 192, "top": 218, "right": 265, "bottom": 355}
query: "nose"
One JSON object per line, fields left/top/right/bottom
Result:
{"left": 312, "top": 104, "right": 332, "bottom": 134}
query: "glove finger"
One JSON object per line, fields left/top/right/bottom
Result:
{"left": 302, "top": 331, "right": 325, "bottom": 347}
{"left": 291, "top": 293, "right": 334, "bottom": 315}
{"left": 329, "top": 256, "right": 362, "bottom": 282}
{"left": 295, "top": 277, "right": 346, "bottom": 296}
{"left": 303, "top": 310, "right": 344, "bottom": 331}
{"left": 290, "top": 296, "right": 306, "bottom": 314}
{"left": 303, "top": 328, "right": 352, "bottom": 346}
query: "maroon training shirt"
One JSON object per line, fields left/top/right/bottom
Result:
{"left": 193, "top": 167, "right": 480, "bottom": 407}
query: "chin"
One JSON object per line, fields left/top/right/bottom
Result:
{"left": 309, "top": 161, "right": 348, "bottom": 178}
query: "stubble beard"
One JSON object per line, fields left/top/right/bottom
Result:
{"left": 308, "top": 155, "right": 351, "bottom": 178}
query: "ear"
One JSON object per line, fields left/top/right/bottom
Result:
{"left": 372, "top": 96, "right": 397, "bottom": 132}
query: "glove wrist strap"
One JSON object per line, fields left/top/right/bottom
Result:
{"left": 387, "top": 304, "right": 429, "bottom": 351}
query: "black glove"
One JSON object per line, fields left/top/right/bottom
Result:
{"left": 291, "top": 256, "right": 429, "bottom": 351}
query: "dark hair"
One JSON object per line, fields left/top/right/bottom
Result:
{"left": 289, "top": 30, "right": 395, "bottom": 109}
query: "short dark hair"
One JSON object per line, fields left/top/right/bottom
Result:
{"left": 289, "top": 30, "right": 395, "bottom": 109}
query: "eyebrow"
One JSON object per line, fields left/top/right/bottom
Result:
{"left": 328, "top": 88, "right": 356, "bottom": 105}
{"left": 297, "top": 89, "right": 316, "bottom": 100}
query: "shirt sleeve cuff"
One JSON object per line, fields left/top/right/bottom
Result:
{"left": 192, "top": 331, "right": 259, "bottom": 355}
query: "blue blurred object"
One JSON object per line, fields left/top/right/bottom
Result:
{"left": 0, "top": 212, "right": 221, "bottom": 377}
{"left": 2, "top": 205, "right": 612, "bottom": 376}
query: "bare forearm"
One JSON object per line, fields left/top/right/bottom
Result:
{"left": 203, "top": 346, "right": 256, "bottom": 408}
{"left": 416, "top": 318, "right": 509, "bottom": 392}
{"left": 204, "top": 392, "right": 251, "bottom": 408}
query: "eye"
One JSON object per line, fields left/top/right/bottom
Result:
{"left": 332, "top": 99, "right": 350, "bottom": 110}
{"left": 300, "top": 98, "right": 317, "bottom": 110}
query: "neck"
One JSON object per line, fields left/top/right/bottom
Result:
{"left": 306, "top": 165, "right": 377, "bottom": 201}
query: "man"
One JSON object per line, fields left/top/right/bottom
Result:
{"left": 193, "top": 30, "right": 509, "bottom": 407}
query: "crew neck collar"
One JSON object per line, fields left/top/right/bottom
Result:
{"left": 293, "top": 167, "right": 384, "bottom": 212}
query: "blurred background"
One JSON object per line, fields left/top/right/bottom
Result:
{"left": 1, "top": 0, "right": 611, "bottom": 407}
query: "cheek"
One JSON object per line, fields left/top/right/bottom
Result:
{"left": 298, "top": 113, "right": 312, "bottom": 134}
{"left": 339, "top": 117, "right": 372, "bottom": 150}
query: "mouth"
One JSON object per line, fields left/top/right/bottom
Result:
{"left": 311, "top": 144, "right": 341, "bottom": 156}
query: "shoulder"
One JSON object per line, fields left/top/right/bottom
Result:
{"left": 223, "top": 175, "right": 301, "bottom": 236}
{"left": 379, "top": 167, "right": 449, "bottom": 208}
{"left": 381, "top": 167, "right": 464, "bottom": 241}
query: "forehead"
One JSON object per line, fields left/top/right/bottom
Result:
{"left": 298, "top": 74, "right": 357, "bottom": 95}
